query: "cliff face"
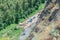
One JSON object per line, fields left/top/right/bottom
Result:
{"left": 27, "top": 0, "right": 60, "bottom": 40}
{"left": 39, "top": 0, "right": 60, "bottom": 22}
{"left": 37, "top": 0, "right": 60, "bottom": 40}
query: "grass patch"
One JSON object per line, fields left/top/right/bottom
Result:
{"left": 0, "top": 24, "right": 17, "bottom": 36}
{"left": 0, "top": 24, "right": 23, "bottom": 40}
{"left": 0, "top": 37, "right": 9, "bottom": 40}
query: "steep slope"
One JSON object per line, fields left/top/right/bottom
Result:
{"left": 27, "top": 0, "right": 60, "bottom": 40}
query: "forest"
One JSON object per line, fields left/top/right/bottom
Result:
{"left": 0, "top": 0, "right": 46, "bottom": 30}
{"left": 0, "top": 0, "right": 46, "bottom": 40}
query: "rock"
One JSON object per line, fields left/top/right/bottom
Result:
{"left": 45, "top": 35, "right": 53, "bottom": 40}
{"left": 57, "top": 24, "right": 60, "bottom": 29}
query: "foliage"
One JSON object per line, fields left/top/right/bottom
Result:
{"left": 0, "top": 0, "right": 46, "bottom": 30}
{"left": 0, "top": 0, "right": 46, "bottom": 40}
{"left": 0, "top": 24, "right": 23, "bottom": 40}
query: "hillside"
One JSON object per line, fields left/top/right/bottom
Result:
{"left": 26, "top": 0, "right": 60, "bottom": 40}
{"left": 0, "top": 0, "right": 46, "bottom": 30}
{"left": 0, "top": 0, "right": 60, "bottom": 40}
{"left": 0, "top": 0, "right": 46, "bottom": 40}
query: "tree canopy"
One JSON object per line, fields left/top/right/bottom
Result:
{"left": 0, "top": 0, "right": 46, "bottom": 30}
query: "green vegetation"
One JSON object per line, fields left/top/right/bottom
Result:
{"left": 0, "top": 37, "right": 9, "bottom": 40}
{"left": 19, "top": 3, "right": 45, "bottom": 23}
{"left": 0, "top": 24, "right": 17, "bottom": 36}
{"left": 0, "top": 24, "right": 23, "bottom": 40}
{"left": 0, "top": 0, "right": 46, "bottom": 40}
{"left": 0, "top": 0, "right": 46, "bottom": 30}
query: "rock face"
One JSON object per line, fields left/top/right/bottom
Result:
{"left": 45, "top": 35, "right": 53, "bottom": 40}
{"left": 39, "top": 0, "right": 60, "bottom": 22}
{"left": 27, "top": 0, "right": 60, "bottom": 40}
{"left": 38, "top": 0, "right": 60, "bottom": 40}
